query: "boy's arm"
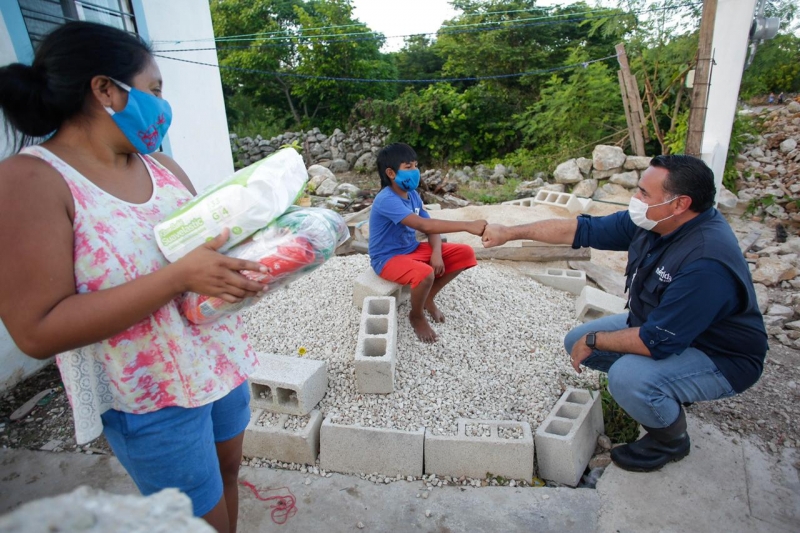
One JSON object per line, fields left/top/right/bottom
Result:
{"left": 401, "top": 214, "right": 486, "bottom": 236}
{"left": 428, "top": 234, "right": 444, "bottom": 276}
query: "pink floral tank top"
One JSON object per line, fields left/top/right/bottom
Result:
{"left": 21, "top": 146, "right": 258, "bottom": 444}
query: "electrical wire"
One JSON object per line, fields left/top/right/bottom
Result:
{"left": 154, "top": 52, "right": 619, "bottom": 83}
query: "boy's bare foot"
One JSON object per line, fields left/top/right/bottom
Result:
{"left": 409, "top": 312, "right": 438, "bottom": 343}
{"left": 424, "top": 300, "right": 445, "bottom": 323}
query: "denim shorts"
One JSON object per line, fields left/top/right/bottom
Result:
{"left": 101, "top": 380, "right": 251, "bottom": 516}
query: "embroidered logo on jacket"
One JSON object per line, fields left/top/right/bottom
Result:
{"left": 655, "top": 266, "right": 673, "bottom": 283}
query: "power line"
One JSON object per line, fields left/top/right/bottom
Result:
{"left": 153, "top": 2, "right": 700, "bottom": 46}
{"left": 154, "top": 3, "right": 699, "bottom": 54}
{"left": 153, "top": 52, "right": 619, "bottom": 83}
{"left": 155, "top": 14, "right": 616, "bottom": 52}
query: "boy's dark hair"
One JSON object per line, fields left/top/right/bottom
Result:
{"left": 650, "top": 154, "right": 716, "bottom": 213}
{"left": 376, "top": 142, "right": 417, "bottom": 188}
{"left": 0, "top": 21, "right": 153, "bottom": 149}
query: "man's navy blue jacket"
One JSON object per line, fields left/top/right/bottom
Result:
{"left": 572, "top": 208, "right": 768, "bottom": 393}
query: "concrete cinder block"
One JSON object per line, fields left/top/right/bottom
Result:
{"left": 424, "top": 419, "right": 534, "bottom": 481}
{"left": 249, "top": 353, "right": 327, "bottom": 415}
{"left": 242, "top": 409, "right": 323, "bottom": 465}
{"left": 575, "top": 286, "right": 627, "bottom": 322}
{"left": 319, "top": 418, "right": 424, "bottom": 477}
{"left": 502, "top": 197, "right": 536, "bottom": 207}
{"left": 535, "top": 388, "right": 604, "bottom": 487}
{"left": 355, "top": 297, "right": 398, "bottom": 394}
{"left": 530, "top": 268, "right": 587, "bottom": 295}
{"left": 533, "top": 190, "right": 593, "bottom": 214}
{"left": 353, "top": 269, "right": 410, "bottom": 309}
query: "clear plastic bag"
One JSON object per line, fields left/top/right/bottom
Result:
{"left": 181, "top": 207, "right": 349, "bottom": 324}
{"left": 155, "top": 148, "right": 308, "bottom": 262}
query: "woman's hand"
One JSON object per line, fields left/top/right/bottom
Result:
{"left": 173, "top": 229, "right": 267, "bottom": 303}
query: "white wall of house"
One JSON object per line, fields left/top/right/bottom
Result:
{"left": 138, "top": 0, "right": 235, "bottom": 192}
{"left": 0, "top": 0, "right": 234, "bottom": 391}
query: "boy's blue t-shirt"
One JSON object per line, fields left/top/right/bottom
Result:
{"left": 369, "top": 187, "right": 430, "bottom": 274}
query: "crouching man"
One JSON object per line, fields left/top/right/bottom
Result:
{"left": 482, "top": 155, "right": 767, "bottom": 472}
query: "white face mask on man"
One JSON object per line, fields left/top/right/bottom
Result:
{"left": 628, "top": 196, "right": 678, "bottom": 231}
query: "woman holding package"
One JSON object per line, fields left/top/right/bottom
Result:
{"left": 0, "top": 22, "right": 263, "bottom": 533}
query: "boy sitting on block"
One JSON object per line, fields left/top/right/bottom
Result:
{"left": 368, "top": 143, "right": 487, "bottom": 343}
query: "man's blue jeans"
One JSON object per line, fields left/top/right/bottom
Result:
{"left": 564, "top": 313, "right": 736, "bottom": 429}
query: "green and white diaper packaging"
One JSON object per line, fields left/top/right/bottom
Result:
{"left": 154, "top": 147, "right": 308, "bottom": 262}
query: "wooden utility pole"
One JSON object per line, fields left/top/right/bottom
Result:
{"left": 685, "top": 0, "right": 718, "bottom": 156}
{"left": 616, "top": 43, "right": 647, "bottom": 156}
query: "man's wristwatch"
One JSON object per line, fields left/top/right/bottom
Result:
{"left": 585, "top": 332, "right": 598, "bottom": 349}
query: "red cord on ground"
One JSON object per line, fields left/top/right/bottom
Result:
{"left": 239, "top": 480, "right": 298, "bottom": 525}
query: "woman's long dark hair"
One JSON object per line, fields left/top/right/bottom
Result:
{"left": 0, "top": 21, "right": 152, "bottom": 150}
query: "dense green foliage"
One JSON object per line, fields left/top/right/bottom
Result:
{"left": 740, "top": 34, "right": 800, "bottom": 98}
{"left": 209, "top": 0, "right": 798, "bottom": 185}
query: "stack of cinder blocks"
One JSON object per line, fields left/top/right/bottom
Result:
{"left": 424, "top": 419, "right": 534, "bottom": 481}
{"left": 530, "top": 268, "right": 587, "bottom": 295}
{"left": 534, "top": 190, "right": 593, "bottom": 214}
{"left": 353, "top": 269, "right": 410, "bottom": 309}
{"left": 243, "top": 353, "right": 328, "bottom": 464}
{"left": 355, "top": 296, "right": 398, "bottom": 394}
{"left": 575, "top": 286, "right": 627, "bottom": 322}
{"left": 535, "top": 388, "right": 604, "bottom": 487}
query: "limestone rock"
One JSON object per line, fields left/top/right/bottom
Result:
{"left": 316, "top": 178, "right": 339, "bottom": 197}
{"left": 541, "top": 183, "right": 566, "bottom": 193}
{"left": 753, "top": 283, "right": 770, "bottom": 314}
{"left": 576, "top": 157, "right": 593, "bottom": 176}
{"left": 787, "top": 100, "right": 800, "bottom": 113}
{"left": 334, "top": 183, "right": 360, "bottom": 198}
{"left": 592, "top": 145, "right": 626, "bottom": 171}
{"left": 307, "top": 165, "right": 336, "bottom": 191}
{"left": 609, "top": 171, "right": 639, "bottom": 189}
{"left": 752, "top": 256, "right": 798, "bottom": 286}
{"left": 780, "top": 138, "right": 797, "bottom": 154}
{"left": 328, "top": 159, "right": 351, "bottom": 173}
{"left": 623, "top": 156, "right": 652, "bottom": 170}
{"left": 515, "top": 178, "right": 545, "bottom": 197}
{"left": 354, "top": 152, "right": 378, "bottom": 172}
{"left": 572, "top": 179, "right": 598, "bottom": 198}
{"left": 767, "top": 304, "right": 794, "bottom": 318}
{"left": 592, "top": 167, "right": 624, "bottom": 180}
{"left": 553, "top": 159, "right": 583, "bottom": 184}
{"left": 0, "top": 486, "right": 213, "bottom": 533}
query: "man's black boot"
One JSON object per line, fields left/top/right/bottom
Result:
{"left": 610, "top": 408, "right": 691, "bottom": 472}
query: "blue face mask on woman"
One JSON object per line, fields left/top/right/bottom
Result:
{"left": 104, "top": 77, "right": 172, "bottom": 154}
{"left": 395, "top": 168, "right": 420, "bottom": 191}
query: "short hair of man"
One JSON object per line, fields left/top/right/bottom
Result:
{"left": 377, "top": 142, "right": 417, "bottom": 188}
{"left": 650, "top": 154, "right": 716, "bottom": 213}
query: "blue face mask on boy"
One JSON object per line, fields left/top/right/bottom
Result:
{"left": 104, "top": 77, "right": 172, "bottom": 154}
{"left": 395, "top": 168, "right": 420, "bottom": 191}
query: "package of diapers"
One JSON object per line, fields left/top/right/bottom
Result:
{"left": 181, "top": 207, "right": 349, "bottom": 325}
{"left": 154, "top": 148, "right": 308, "bottom": 262}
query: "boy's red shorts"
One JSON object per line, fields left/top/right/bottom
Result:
{"left": 379, "top": 242, "right": 477, "bottom": 288}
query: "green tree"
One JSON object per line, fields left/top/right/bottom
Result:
{"left": 391, "top": 35, "right": 446, "bottom": 90}
{"left": 210, "top": 0, "right": 395, "bottom": 133}
{"left": 515, "top": 48, "right": 626, "bottom": 156}
{"left": 291, "top": 0, "right": 397, "bottom": 130}
{"left": 741, "top": 34, "right": 800, "bottom": 97}
{"left": 352, "top": 81, "right": 518, "bottom": 165}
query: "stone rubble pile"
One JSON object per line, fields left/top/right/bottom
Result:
{"left": 723, "top": 101, "right": 800, "bottom": 222}
{"left": 514, "top": 144, "right": 649, "bottom": 201}
{"left": 230, "top": 125, "right": 389, "bottom": 172}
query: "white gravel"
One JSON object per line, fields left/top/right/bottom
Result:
{"left": 244, "top": 254, "right": 599, "bottom": 436}
{"left": 255, "top": 411, "right": 310, "bottom": 430}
